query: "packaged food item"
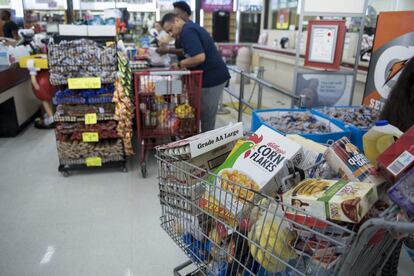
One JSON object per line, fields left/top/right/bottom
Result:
{"left": 377, "top": 125, "right": 414, "bottom": 183}
{"left": 262, "top": 111, "right": 331, "bottom": 134}
{"left": 282, "top": 179, "right": 378, "bottom": 223}
{"left": 318, "top": 106, "right": 380, "bottom": 128}
{"left": 324, "top": 137, "right": 385, "bottom": 186}
{"left": 158, "top": 122, "right": 243, "bottom": 159}
{"left": 388, "top": 167, "right": 414, "bottom": 217}
{"left": 248, "top": 199, "right": 297, "bottom": 273}
{"left": 287, "top": 134, "right": 332, "bottom": 178}
{"left": 204, "top": 125, "right": 303, "bottom": 220}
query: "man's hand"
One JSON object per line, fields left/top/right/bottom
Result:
{"left": 171, "top": 63, "right": 181, "bottom": 69}
{"left": 156, "top": 48, "right": 169, "bottom": 55}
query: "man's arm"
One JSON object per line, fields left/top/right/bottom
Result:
{"left": 156, "top": 47, "right": 183, "bottom": 56}
{"left": 180, "top": 53, "right": 205, "bottom": 68}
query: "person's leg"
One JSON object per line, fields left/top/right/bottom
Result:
{"left": 200, "top": 82, "right": 226, "bottom": 132}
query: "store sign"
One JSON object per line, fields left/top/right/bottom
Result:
{"left": 239, "top": 0, "right": 263, "bottom": 12}
{"left": 85, "top": 113, "right": 98, "bottom": 125}
{"left": 68, "top": 77, "right": 101, "bottom": 90}
{"left": 295, "top": 72, "right": 353, "bottom": 108}
{"left": 24, "top": 0, "right": 66, "bottom": 9}
{"left": 82, "top": 132, "right": 99, "bottom": 143}
{"left": 363, "top": 11, "right": 414, "bottom": 111}
{"left": 276, "top": 8, "right": 289, "bottom": 29}
{"left": 86, "top": 157, "right": 102, "bottom": 167}
{"left": 158, "top": 0, "right": 191, "bottom": 11}
{"left": 201, "top": 0, "right": 233, "bottom": 12}
{"left": 304, "top": 20, "right": 346, "bottom": 70}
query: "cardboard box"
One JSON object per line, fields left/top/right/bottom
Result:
{"left": 325, "top": 137, "right": 385, "bottom": 186}
{"left": 378, "top": 125, "right": 414, "bottom": 183}
{"left": 158, "top": 122, "right": 243, "bottom": 159}
{"left": 204, "top": 125, "right": 304, "bottom": 220}
{"left": 282, "top": 179, "right": 378, "bottom": 223}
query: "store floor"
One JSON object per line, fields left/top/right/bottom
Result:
{"left": 1, "top": 103, "right": 414, "bottom": 274}
{"left": 0, "top": 126, "right": 191, "bottom": 276}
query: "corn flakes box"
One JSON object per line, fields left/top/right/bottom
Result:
{"left": 201, "top": 125, "right": 304, "bottom": 221}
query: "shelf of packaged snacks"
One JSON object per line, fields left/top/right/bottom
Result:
{"left": 48, "top": 39, "right": 131, "bottom": 175}
{"left": 54, "top": 113, "right": 117, "bottom": 123}
{"left": 56, "top": 139, "right": 124, "bottom": 161}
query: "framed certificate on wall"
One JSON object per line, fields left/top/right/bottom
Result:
{"left": 305, "top": 20, "right": 346, "bottom": 70}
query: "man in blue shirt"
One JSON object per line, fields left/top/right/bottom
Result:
{"left": 161, "top": 13, "right": 231, "bottom": 132}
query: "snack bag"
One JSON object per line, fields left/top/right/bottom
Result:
{"left": 324, "top": 137, "right": 385, "bottom": 186}
{"left": 388, "top": 167, "right": 414, "bottom": 217}
{"left": 248, "top": 199, "right": 297, "bottom": 273}
{"left": 201, "top": 125, "right": 303, "bottom": 223}
{"left": 282, "top": 179, "right": 378, "bottom": 223}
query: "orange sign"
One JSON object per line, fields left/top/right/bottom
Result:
{"left": 363, "top": 11, "right": 414, "bottom": 110}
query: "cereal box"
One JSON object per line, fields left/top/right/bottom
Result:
{"left": 282, "top": 179, "right": 378, "bottom": 223}
{"left": 201, "top": 125, "right": 304, "bottom": 221}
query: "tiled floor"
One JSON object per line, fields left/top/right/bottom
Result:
{"left": 0, "top": 82, "right": 413, "bottom": 275}
{"left": 0, "top": 126, "right": 189, "bottom": 276}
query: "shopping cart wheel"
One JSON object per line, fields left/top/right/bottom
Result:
{"left": 381, "top": 241, "right": 402, "bottom": 276}
{"left": 61, "top": 170, "right": 70, "bottom": 177}
{"left": 141, "top": 163, "right": 147, "bottom": 178}
{"left": 121, "top": 166, "right": 128, "bottom": 173}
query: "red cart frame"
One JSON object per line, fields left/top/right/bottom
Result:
{"left": 134, "top": 70, "right": 203, "bottom": 177}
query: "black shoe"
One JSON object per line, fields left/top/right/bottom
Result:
{"left": 34, "top": 118, "right": 55, "bottom": 129}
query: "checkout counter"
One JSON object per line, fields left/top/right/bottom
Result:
{"left": 251, "top": 30, "right": 369, "bottom": 105}
{"left": 0, "top": 64, "right": 39, "bottom": 137}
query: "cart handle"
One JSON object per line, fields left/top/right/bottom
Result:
{"left": 150, "top": 70, "right": 191, "bottom": 76}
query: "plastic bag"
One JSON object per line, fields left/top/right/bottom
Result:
{"left": 149, "top": 47, "right": 170, "bottom": 66}
{"left": 248, "top": 199, "right": 297, "bottom": 273}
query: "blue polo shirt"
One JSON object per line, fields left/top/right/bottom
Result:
{"left": 180, "top": 21, "right": 230, "bottom": 88}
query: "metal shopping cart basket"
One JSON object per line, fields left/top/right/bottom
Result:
{"left": 134, "top": 70, "right": 202, "bottom": 177}
{"left": 155, "top": 149, "right": 414, "bottom": 276}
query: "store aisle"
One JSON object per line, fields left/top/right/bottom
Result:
{"left": 0, "top": 126, "right": 187, "bottom": 276}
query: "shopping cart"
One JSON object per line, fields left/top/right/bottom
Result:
{"left": 134, "top": 70, "right": 202, "bottom": 177}
{"left": 155, "top": 149, "right": 414, "bottom": 276}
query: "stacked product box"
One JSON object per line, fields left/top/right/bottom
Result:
{"left": 251, "top": 108, "right": 351, "bottom": 144}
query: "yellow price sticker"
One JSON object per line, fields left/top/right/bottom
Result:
{"left": 68, "top": 77, "right": 101, "bottom": 89}
{"left": 85, "top": 113, "right": 97, "bottom": 125}
{"left": 86, "top": 157, "right": 102, "bottom": 167}
{"left": 82, "top": 132, "right": 99, "bottom": 142}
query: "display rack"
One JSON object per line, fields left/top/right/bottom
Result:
{"left": 49, "top": 39, "right": 127, "bottom": 176}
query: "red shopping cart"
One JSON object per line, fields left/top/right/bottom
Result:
{"left": 134, "top": 70, "right": 202, "bottom": 177}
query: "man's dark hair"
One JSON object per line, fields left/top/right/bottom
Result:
{"left": 2, "top": 10, "right": 11, "bottom": 19}
{"left": 380, "top": 57, "right": 414, "bottom": 132}
{"left": 161, "top": 13, "right": 178, "bottom": 27}
{"left": 173, "top": 1, "right": 192, "bottom": 16}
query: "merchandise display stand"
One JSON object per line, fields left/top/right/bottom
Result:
{"left": 49, "top": 39, "right": 128, "bottom": 176}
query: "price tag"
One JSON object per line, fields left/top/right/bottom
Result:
{"left": 82, "top": 132, "right": 99, "bottom": 142}
{"left": 85, "top": 113, "right": 97, "bottom": 125}
{"left": 68, "top": 77, "right": 101, "bottom": 89}
{"left": 86, "top": 157, "right": 102, "bottom": 167}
